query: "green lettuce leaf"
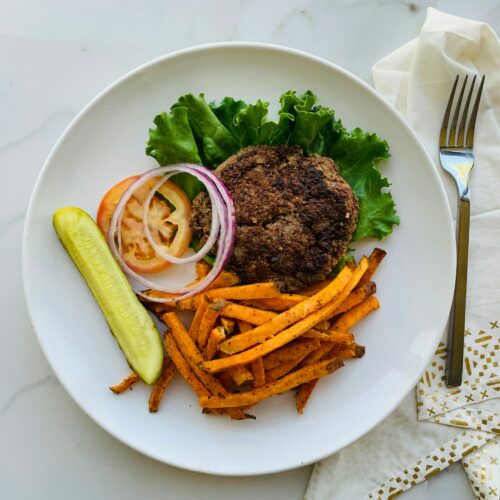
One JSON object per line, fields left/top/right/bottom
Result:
{"left": 290, "top": 104, "right": 334, "bottom": 153}
{"left": 261, "top": 90, "right": 316, "bottom": 145}
{"left": 145, "top": 107, "right": 205, "bottom": 200}
{"left": 233, "top": 100, "right": 270, "bottom": 147}
{"left": 328, "top": 252, "right": 355, "bottom": 277}
{"left": 146, "top": 90, "right": 399, "bottom": 240}
{"left": 325, "top": 127, "right": 400, "bottom": 240}
{"left": 210, "top": 97, "right": 248, "bottom": 140}
{"left": 146, "top": 106, "right": 201, "bottom": 165}
{"left": 172, "top": 94, "right": 239, "bottom": 167}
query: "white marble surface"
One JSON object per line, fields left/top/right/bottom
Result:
{"left": 2, "top": 1, "right": 499, "bottom": 498}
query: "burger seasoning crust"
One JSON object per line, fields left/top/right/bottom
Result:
{"left": 190, "top": 145, "right": 359, "bottom": 292}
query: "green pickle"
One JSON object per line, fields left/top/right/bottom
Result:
{"left": 53, "top": 207, "right": 163, "bottom": 384}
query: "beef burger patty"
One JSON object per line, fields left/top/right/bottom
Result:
{"left": 191, "top": 145, "right": 359, "bottom": 292}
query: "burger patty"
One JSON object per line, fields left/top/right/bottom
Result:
{"left": 190, "top": 145, "right": 359, "bottom": 292}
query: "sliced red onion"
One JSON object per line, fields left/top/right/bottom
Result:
{"left": 141, "top": 168, "right": 221, "bottom": 265}
{"left": 107, "top": 164, "right": 235, "bottom": 303}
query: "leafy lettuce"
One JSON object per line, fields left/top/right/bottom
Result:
{"left": 146, "top": 90, "right": 399, "bottom": 241}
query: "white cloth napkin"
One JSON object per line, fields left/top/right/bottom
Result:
{"left": 306, "top": 8, "right": 500, "bottom": 500}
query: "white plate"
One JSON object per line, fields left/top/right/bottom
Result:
{"left": 22, "top": 43, "right": 455, "bottom": 475}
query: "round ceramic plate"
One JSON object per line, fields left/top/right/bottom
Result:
{"left": 22, "top": 43, "right": 455, "bottom": 475}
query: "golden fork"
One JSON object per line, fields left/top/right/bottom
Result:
{"left": 439, "top": 74, "right": 485, "bottom": 387}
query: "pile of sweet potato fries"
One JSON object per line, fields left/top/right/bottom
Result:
{"left": 110, "top": 248, "right": 386, "bottom": 419}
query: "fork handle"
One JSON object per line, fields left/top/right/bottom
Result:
{"left": 446, "top": 195, "right": 470, "bottom": 387}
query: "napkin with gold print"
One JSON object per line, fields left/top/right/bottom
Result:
{"left": 306, "top": 8, "right": 500, "bottom": 500}
{"left": 367, "top": 323, "right": 500, "bottom": 499}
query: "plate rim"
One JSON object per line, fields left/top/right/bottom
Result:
{"left": 22, "top": 41, "right": 456, "bottom": 476}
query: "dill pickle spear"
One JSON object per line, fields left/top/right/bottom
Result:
{"left": 53, "top": 207, "right": 163, "bottom": 384}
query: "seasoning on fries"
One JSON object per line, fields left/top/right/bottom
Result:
{"left": 218, "top": 265, "right": 355, "bottom": 355}
{"left": 203, "top": 326, "right": 226, "bottom": 360}
{"left": 148, "top": 357, "right": 177, "bottom": 412}
{"left": 199, "top": 358, "right": 344, "bottom": 408}
{"left": 109, "top": 373, "right": 140, "bottom": 394}
{"left": 113, "top": 249, "right": 385, "bottom": 417}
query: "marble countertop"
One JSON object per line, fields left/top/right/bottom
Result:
{"left": 2, "top": 1, "right": 499, "bottom": 498}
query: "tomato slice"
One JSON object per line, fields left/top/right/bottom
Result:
{"left": 97, "top": 175, "right": 192, "bottom": 274}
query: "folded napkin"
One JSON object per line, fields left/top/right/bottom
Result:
{"left": 306, "top": 8, "right": 500, "bottom": 500}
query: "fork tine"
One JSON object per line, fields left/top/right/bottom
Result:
{"left": 449, "top": 75, "right": 468, "bottom": 147}
{"left": 466, "top": 75, "right": 486, "bottom": 148}
{"left": 440, "top": 75, "right": 459, "bottom": 147}
{"left": 457, "top": 75, "right": 476, "bottom": 147}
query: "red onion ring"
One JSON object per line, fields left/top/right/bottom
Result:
{"left": 142, "top": 168, "right": 221, "bottom": 265}
{"left": 107, "top": 164, "right": 235, "bottom": 303}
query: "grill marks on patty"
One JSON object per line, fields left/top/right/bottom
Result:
{"left": 190, "top": 145, "right": 359, "bottom": 292}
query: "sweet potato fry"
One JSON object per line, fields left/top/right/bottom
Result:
{"left": 197, "top": 304, "right": 221, "bottom": 350}
{"left": 301, "top": 329, "right": 334, "bottom": 341}
{"left": 265, "top": 359, "right": 299, "bottom": 383}
{"left": 164, "top": 332, "right": 209, "bottom": 398}
{"left": 203, "top": 326, "right": 226, "bottom": 360}
{"left": 176, "top": 296, "right": 200, "bottom": 311}
{"left": 201, "top": 299, "right": 351, "bottom": 373}
{"left": 139, "top": 298, "right": 174, "bottom": 317}
{"left": 298, "top": 279, "right": 333, "bottom": 297}
{"left": 216, "top": 371, "right": 235, "bottom": 391}
{"left": 296, "top": 379, "right": 319, "bottom": 414}
{"left": 205, "top": 282, "right": 280, "bottom": 300}
{"left": 207, "top": 270, "right": 240, "bottom": 289}
{"left": 330, "top": 343, "right": 366, "bottom": 360}
{"left": 300, "top": 342, "right": 337, "bottom": 367}
{"left": 199, "top": 358, "right": 344, "bottom": 408}
{"left": 164, "top": 312, "right": 225, "bottom": 394}
{"left": 302, "top": 330, "right": 354, "bottom": 342}
{"left": 188, "top": 295, "right": 209, "bottom": 341}
{"left": 228, "top": 365, "right": 254, "bottom": 386}
{"left": 220, "top": 317, "right": 235, "bottom": 335}
{"left": 295, "top": 342, "right": 364, "bottom": 413}
{"left": 294, "top": 345, "right": 333, "bottom": 413}
{"left": 143, "top": 294, "right": 196, "bottom": 312}
{"left": 332, "top": 296, "right": 380, "bottom": 332}
{"left": 304, "top": 331, "right": 354, "bottom": 343}
{"left": 196, "top": 261, "right": 212, "bottom": 279}
{"left": 236, "top": 320, "right": 254, "bottom": 333}
{"left": 109, "top": 373, "right": 140, "bottom": 394}
{"left": 263, "top": 339, "right": 321, "bottom": 370}
{"left": 302, "top": 339, "right": 363, "bottom": 371}
{"left": 194, "top": 270, "right": 240, "bottom": 290}
{"left": 265, "top": 341, "right": 320, "bottom": 382}
{"left": 163, "top": 312, "right": 252, "bottom": 420}
{"left": 140, "top": 289, "right": 179, "bottom": 303}
{"left": 335, "top": 281, "right": 376, "bottom": 315}
{"left": 219, "top": 303, "right": 277, "bottom": 325}
{"left": 345, "top": 260, "right": 356, "bottom": 270}
{"left": 148, "top": 357, "right": 177, "bottom": 412}
{"left": 216, "top": 344, "right": 255, "bottom": 385}
{"left": 314, "top": 320, "right": 330, "bottom": 330}
{"left": 242, "top": 294, "right": 307, "bottom": 311}
{"left": 219, "top": 266, "right": 354, "bottom": 355}
{"left": 356, "top": 248, "right": 386, "bottom": 288}
{"left": 301, "top": 331, "right": 356, "bottom": 365}
{"left": 353, "top": 344, "right": 366, "bottom": 359}
{"left": 250, "top": 358, "right": 265, "bottom": 388}
{"left": 139, "top": 290, "right": 180, "bottom": 317}
{"left": 173, "top": 271, "right": 241, "bottom": 311}
{"left": 266, "top": 346, "right": 322, "bottom": 383}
